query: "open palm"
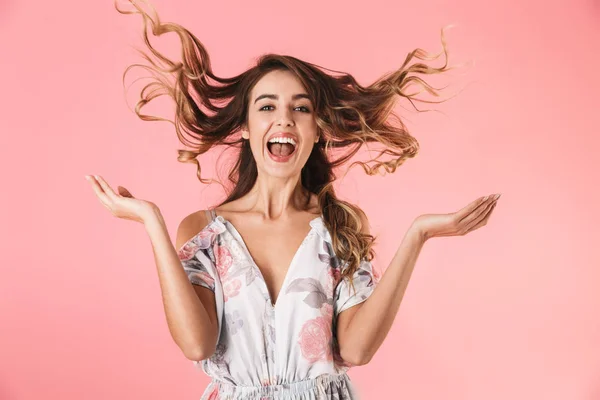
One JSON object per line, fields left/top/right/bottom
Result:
{"left": 85, "top": 174, "right": 158, "bottom": 224}
{"left": 415, "top": 194, "right": 501, "bottom": 241}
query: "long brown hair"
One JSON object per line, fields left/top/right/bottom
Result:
{"left": 115, "top": 0, "right": 459, "bottom": 289}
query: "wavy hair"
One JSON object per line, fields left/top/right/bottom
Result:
{"left": 115, "top": 0, "right": 460, "bottom": 290}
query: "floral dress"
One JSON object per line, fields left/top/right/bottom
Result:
{"left": 177, "top": 209, "right": 380, "bottom": 399}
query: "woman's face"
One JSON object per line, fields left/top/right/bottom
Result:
{"left": 244, "top": 69, "right": 319, "bottom": 179}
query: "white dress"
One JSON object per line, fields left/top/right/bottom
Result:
{"left": 177, "top": 209, "right": 380, "bottom": 399}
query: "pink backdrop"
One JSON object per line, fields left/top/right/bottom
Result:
{"left": 1, "top": 0, "right": 599, "bottom": 399}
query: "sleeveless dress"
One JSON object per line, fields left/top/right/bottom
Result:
{"left": 176, "top": 209, "right": 380, "bottom": 399}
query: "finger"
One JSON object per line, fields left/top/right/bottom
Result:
{"left": 95, "top": 175, "right": 119, "bottom": 201}
{"left": 467, "top": 202, "right": 497, "bottom": 233}
{"left": 459, "top": 196, "right": 496, "bottom": 227}
{"left": 465, "top": 200, "right": 498, "bottom": 233}
{"left": 468, "top": 198, "right": 496, "bottom": 229}
{"left": 87, "top": 175, "right": 113, "bottom": 209}
{"left": 456, "top": 195, "right": 496, "bottom": 224}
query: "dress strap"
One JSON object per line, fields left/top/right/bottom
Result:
{"left": 204, "top": 209, "right": 215, "bottom": 223}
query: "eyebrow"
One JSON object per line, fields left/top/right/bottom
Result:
{"left": 253, "top": 93, "right": 311, "bottom": 104}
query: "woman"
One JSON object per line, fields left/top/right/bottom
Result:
{"left": 86, "top": 1, "right": 500, "bottom": 398}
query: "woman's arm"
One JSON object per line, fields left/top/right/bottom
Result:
{"left": 336, "top": 222, "right": 425, "bottom": 365}
{"left": 144, "top": 208, "right": 219, "bottom": 361}
{"left": 337, "top": 195, "right": 499, "bottom": 365}
{"left": 85, "top": 175, "right": 218, "bottom": 361}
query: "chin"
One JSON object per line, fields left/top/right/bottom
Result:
{"left": 263, "top": 165, "right": 302, "bottom": 179}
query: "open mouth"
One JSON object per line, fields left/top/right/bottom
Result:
{"left": 266, "top": 137, "right": 297, "bottom": 161}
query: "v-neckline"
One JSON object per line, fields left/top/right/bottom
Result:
{"left": 212, "top": 211, "right": 321, "bottom": 309}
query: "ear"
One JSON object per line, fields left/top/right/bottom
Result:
{"left": 241, "top": 126, "right": 249, "bottom": 139}
{"left": 315, "top": 129, "right": 322, "bottom": 143}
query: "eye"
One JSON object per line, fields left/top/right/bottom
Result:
{"left": 258, "top": 105, "right": 311, "bottom": 112}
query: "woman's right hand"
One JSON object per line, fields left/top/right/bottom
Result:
{"left": 86, "top": 174, "right": 159, "bottom": 224}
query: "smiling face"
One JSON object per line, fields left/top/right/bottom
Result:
{"left": 243, "top": 69, "right": 319, "bottom": 179}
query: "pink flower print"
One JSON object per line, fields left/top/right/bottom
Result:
{"left": 215, "top": 244, "right": 233, "bottom": 279}
{"left": 196, "top": 226, "right": 219, "bottom": 249}
{"left": 207, "top": 384, "right": 220, "bottom": 400}
{"left": 298, "top": 316, "right": 332, "bottom": 363}
{"left": 331, "top": 267, "right": 342, "bottom": 286}
{"left": 320, "top": 303, "right": 333, "bottom": 319}
{"left": 372, "top": 264, "right": 381, "bottom": 283}
{"left": 223, "top": 278, "right": 242, "bottom": 302}
{"left": 177, "top": 241, "right": 199, "bottom": 261}
{"left": 260, "top": 375, "right": 279, "bottom": 387}
{"left": 324, "top": 267, "right": 342, "bottom": 297}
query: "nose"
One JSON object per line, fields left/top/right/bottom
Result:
{"left": 275, "top": 107, "right": 295, "bottom": 127}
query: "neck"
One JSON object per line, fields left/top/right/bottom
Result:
{"left": 246, "top": 172, "right": 310, "bottom": 221}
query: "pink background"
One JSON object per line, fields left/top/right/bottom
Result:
{"left": 1, "top": 0, "right": 599, "bottom": 399}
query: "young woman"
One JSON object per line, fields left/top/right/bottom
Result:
{"left": 86, "top": 1, "right": 500, "bottom": 398}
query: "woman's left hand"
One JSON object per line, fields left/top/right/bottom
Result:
{"left": 412, "top": 194, "right": 501, "bottom": 241}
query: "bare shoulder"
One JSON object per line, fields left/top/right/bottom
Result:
{"left": 175, "top": 210, "right": 210, "bottom": 251}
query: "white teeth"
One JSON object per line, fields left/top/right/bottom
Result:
{"left": 268, "top": 137, "right": 297, "bottom": 146}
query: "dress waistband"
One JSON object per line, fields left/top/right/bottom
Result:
{"left": 210, "top": 373, "right": 351, "bottom": 398}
